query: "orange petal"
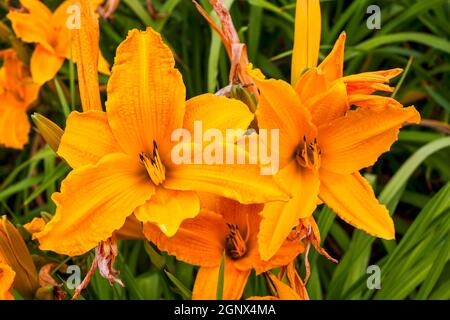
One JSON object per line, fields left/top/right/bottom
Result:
{"left": 253, "top": 77, "right": 316, "bottom": 167}
{"left": 318, "top": 106, "right": 421, "bottom": 174}
{"left": 192, "top": 264, "right": 250, "bottom": 300}
{"left": 71, "top": 0, "right": 102, "bottom": 111}
{"left": 286, "top": 262, "right": 309, "bottom": 299}
{"left": 184, "top": 94, "right": 254, "bottom": 135}
{"left": 318, "top": 32, "right": 346, "bottom": 83}
{"left": 98, "top": 51, "right": 111, "bottom": 75}
{"left": 258, "top": 161, "right": 319, "bottom": 261}
{"left": 294, "top": 67, "right": 328, "bottom": 103}
{"left": 143, "top": 209, "right": 227, "bottom": 267}
{"left": 0, "top": 103, "right": 30, "bottom": 149}
{"left": 35, "top": 153, "right": 154, "bottom": 256}
{"left": 30, "top": 44, "right": 64, "bottom": 85}
{"left": 291, "top": 0, "right": 321, "bottom": 85}
{"left": 304, "top": 80, "right": 348, "bottom": 126}
{"left": 115, "top": 215, "right": 144, "bottom": 240}
{"left": 348, "top": 94, "right": 404, "bottom": 111}
{"left": 57, "top": 111, "right": 122, "bottom": 169}
{"left": 51, "top": 0, "right": 72, "bottom": 58}
{"left": 165, "top": 143, "right": 290, "bottom": 204}
{"left": 0, "top": 263, "right": 15, "bottom": 300}
{"left": 7, "top": 0, "right": 53, "bottom": 51}
{"left": 319, "top": 170, "right": 394, "bottom": 239}
{"left": 267, "top": 272, "right": 301, "bottom": 300}
{"left": 23, "top": 217, "right": 46, "bottom": 235}
{"left": 106, "top": 28, "right": 185, "bottom": 156}
{"left": 250, "top": 236, "right": 305, "bottom": 274}
{"left": 0, "top": 49, "right": 40, "bottom": 108}
{"left": 343, "top": 68, "right": 402, "bottom": 95}
{"left": 135, "top": 187, "right": 200, "bottom": 237}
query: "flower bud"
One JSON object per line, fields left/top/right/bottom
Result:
{"left": 0, "top": 216, "right": 39, "bottom": 299}
{"left": 31, "top": 113, "right": 63, "bottom": 153}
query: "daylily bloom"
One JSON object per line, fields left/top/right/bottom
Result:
{"left": 0, "top": 216, "right": 39, "bottom": 299}
{"left": 208, "top": 0, "right": 418, "bottom": 260}
{"left": 0, "top": 49, "right": 40, "bottom": 149}
{"left": 35, "top": 27, "right": 289, "bottom": 257}
{"left": 7, "top": 0, "right": 110, "bottom": 85}
{"left": 144, "top": 197, "right": 304, "bottom": 300}
{"left": 0, "top": 263, "right": 15, "bottom": 300}
{"left": 251, "top": 67, "right": 420, "bottom": 260}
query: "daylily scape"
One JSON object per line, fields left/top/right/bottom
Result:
{"left": 0, "top": 0, "right": 446, "bottom": 301}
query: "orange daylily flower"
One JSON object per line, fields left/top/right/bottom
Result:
{"left": 238, "top": 0, "right": 422, "bottom": 260}
{"left": 35, "top": 27, "right": 289, "bottom": 257}
{"left": 252, "top": 68, "right": 420, "bottom": 260}
{"left": 0, "top": 49, "right": 40, "bottom": 149}
{"left": 144, "top": 197, "right": 304, "bottom": 300}
{"left": 0, "top": 263, "right": 15, "bottom": 300}
{"left": 7, "top": 0, "right": 110, "bottom": 85}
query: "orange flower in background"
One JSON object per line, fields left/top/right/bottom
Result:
{"left": 0, "top": 49, "right": 40, "bottom": 149}
{"left": 7, "top": 0, "right": 110, "bottom": 85}
{"left": 144, "top": 197, "right": 304, "bottom": 300}
{"left": 35, "top": 27, "right": 289, "bottom": 257}
{"left": 0, "top": 263, "right": 15, "bottom": 300}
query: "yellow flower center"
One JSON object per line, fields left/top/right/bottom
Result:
{"left": 296, "top": 136, "right": 321, "bottom": 170}
{"left": 139, "top": 141, "right": 166, "bottom": 186}
{"left": 225, "top": 224, "right": 248, "bottom": 260}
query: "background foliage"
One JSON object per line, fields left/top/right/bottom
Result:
{"left": 0, "top": 0, "right": 449, "bottom": 300}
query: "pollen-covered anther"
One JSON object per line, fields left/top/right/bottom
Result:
{"left": 139, "top": 141, "right": 166, "bottom": 185}
{"left": 295, "top": 136, "right": 321, "bottom": 170}
{"left": 225, "top": 224, "right": 248, "bottom": 260}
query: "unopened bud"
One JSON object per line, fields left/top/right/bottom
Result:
{"left": 0, "top": 216, "right": 39, "bottom": 299}
{"left": 31, "top": 113, "right": 63, "bottom": 153}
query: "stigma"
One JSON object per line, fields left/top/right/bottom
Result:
{"left": 140, "top": 141, "right": 166, "bottom": 185}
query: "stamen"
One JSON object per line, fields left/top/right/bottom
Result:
{"left": 295, "top": 137, "right": 321, "bottom": 170}
{"left": 139, "top": 141, "right": 166, "bottom": 185}
{"left": 225, "top": 224, "right": 247, "bottom": 260}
